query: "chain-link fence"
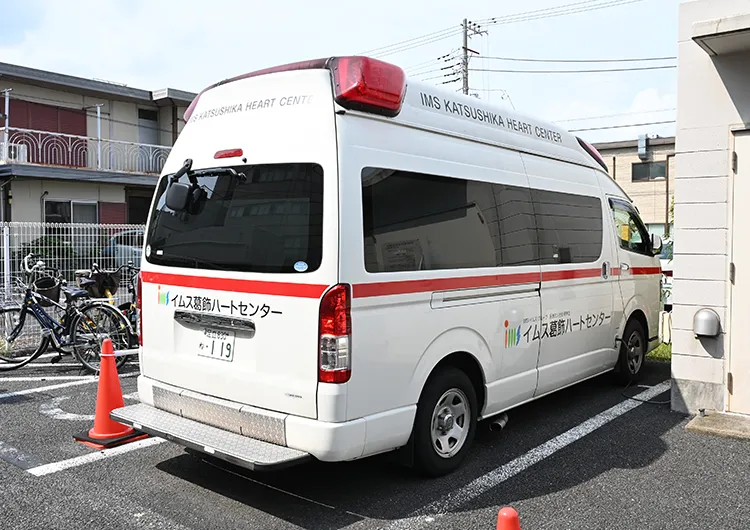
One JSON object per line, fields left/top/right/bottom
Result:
{"left": 0, "top": 222, "right": 145, "bottom": 307}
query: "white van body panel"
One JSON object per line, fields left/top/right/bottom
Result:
{"left": 139, "top": 70, "right": 340, "bottom": 420}
{"left": 115, "top": 67, "right": 663, "bottom": 469}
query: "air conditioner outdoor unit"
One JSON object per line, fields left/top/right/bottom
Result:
{"left": 7, "top": 144, "right": 28, "bottom": 163}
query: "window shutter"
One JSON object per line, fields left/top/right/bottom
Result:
{"left": 98, "top": 202, "right": 127, "bottom": 224}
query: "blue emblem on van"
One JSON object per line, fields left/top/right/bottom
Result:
{"left": 294, "top": 261, "right": 308, "bottom": 272}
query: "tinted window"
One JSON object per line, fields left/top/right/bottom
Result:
{"left": 146, "top": 163, "right": 323, "bottom": 273}
{"left": 611, "top": 199, "right": 652, "bottom": 256}
{"left": 361, "top": 168, "right": 538, "bottom": 273}
{"left": 531, "top": 189, "right": 603, "bottom": 264}
{"left": 632, "top": 161, "right": 666, "bottom": 182}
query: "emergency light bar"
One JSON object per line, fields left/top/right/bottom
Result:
{"left": 184, "top": 56, "right": 407, "bottom": 122}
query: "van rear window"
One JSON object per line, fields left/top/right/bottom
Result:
{"left": 145, "top": 163, "right": 323, "bottom": 274}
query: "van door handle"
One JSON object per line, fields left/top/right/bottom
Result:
{"left": 621, "top": 263, "right": 630, "bottom": 271}
{"left": 602, "top": 262, "right": 610, "bottom": 279}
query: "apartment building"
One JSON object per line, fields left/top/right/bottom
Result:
{"left": 593, "top": 135, "right": 676, "bottom": 239}
{"left": 0, "top": 61, "right": 196, "bottom": 225}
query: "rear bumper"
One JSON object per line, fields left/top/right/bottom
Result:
{"left": 116, "top": 376, "right": 414, "bottom": 467}
{"left": 111, "top": 403, "right": 311, "bottom": 471}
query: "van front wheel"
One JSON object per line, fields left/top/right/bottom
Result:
{"left": 616, "top": 319, "right": 646, "bottom": 384}
{"left": 413, "top": 367, "right": 477, "bottom": 477}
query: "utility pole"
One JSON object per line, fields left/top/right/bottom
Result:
{"left": 462, "top": 19, "right": 469, "bottom": 95}
{"left": 460, "top": 20, "right": 487, "bottom": 95}
{"left": 1, "top": 88, "right": 11, "bottom": 164}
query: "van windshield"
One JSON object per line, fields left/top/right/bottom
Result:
{"left": 145, "top": 163, "right": 324, "bottom": 274}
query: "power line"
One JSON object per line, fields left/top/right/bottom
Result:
{"left": 357, "top": 26, "right": 459, "bottom": 56}
{"left": 553, "top": 108, "right": 676, "bottom": 123}
{"left": 477, "top": 55, "right": 676, "bottom": 63}
{"left": 569, "top": 120, "right": 675, "bottom": 132}
{"left": 469, "top": 65, "right": 676, "bottom": 74}
{"left": 474, "top": 0, "right": 646, "bottom": 27}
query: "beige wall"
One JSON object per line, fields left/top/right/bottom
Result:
{"left": 9, "top": 178, "right": 125, "bottom": 222}
{"left": 598, "top": 144, "right": 675, "bottom": 228}
{"left": 3, "top": 81, "right": 183, "bottom": 146}
{"left": 672, "top": 0, "right": 750, "bottom": 414}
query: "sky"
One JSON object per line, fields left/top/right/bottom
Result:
{"left": 0, "top": 0, "right": 679, "bottom": 142}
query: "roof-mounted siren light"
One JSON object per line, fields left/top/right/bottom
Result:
{"left": 576, "top": 137, "right": 609, "bottom": 173}
{"left": 183, "top": 56, "right": 407, "bottom": 123}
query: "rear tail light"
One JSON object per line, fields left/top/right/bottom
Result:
{"left": 330, "top": 56, "right": 406, "bottom": 117}
{"left": 318, "top": 284, "right": 351, "bottom": 384}
{"left": 136, "top": 272, "right": 143, "bottom": 346}
{"left": 184, "top": 55, "right": 407, "bottom": 123}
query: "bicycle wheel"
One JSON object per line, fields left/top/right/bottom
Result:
{"left": 0, "top": 307, "right": 50, "bottom": 371}
{"left": 69, "top": 303, "right": 131, "bottom": 373}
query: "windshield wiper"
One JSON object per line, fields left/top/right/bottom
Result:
{"left": 151, "top": 251, "right": 228, "bottom": 271}
{"left": 169, "top": 159, "right": 247, "bottom": 184}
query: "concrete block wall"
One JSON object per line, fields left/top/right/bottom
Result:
{"left": 671, "top": 0, "right": 750, "bottom": 414}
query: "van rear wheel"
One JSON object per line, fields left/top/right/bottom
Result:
{"left": 615, "top": 320, "right": 646, "bottom": 385}
{"left": 413, "top": 367, "right": 477, "bottom": 477}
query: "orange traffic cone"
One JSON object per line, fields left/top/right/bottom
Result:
{"left": 73, "top": 338, "right": 147, "bottom": 449}
{"left": 497, "top": 507, "right": 521, "bottom": 530}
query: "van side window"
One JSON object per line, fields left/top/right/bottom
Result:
{"left": 361, "top": 168, "right": 538, "bottom": 273}
{"left": 531, "top": 189, "right": 603, "bottom": 264}
{"left": 610, "top": 200, "right": 652, "bottom": 255}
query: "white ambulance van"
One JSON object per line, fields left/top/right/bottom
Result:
{"left": 111, "top": 56, "right": 664, "bottom": 477}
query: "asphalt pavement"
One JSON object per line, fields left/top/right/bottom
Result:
{"left": 2, "top": 357, "right": 749, "bottom": 530}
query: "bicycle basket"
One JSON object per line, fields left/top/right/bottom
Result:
{"left": 32, "top": 276, "right": 61, "bottom": 307}
{"left": 86, "top": 270, "right": 122, "bottom": 298}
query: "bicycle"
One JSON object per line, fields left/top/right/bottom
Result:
{"left": 75, "top": 261, "right": 139, "bottom": 330}
{"left": 0, "top": 254, "right": 133, "bottom": 373}
{"left": 75, "top": 261, "right": 140, "bottom": 364}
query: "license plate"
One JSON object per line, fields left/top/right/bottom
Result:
{"left": 196, "top": 328, "right": 236, "bottom": 362}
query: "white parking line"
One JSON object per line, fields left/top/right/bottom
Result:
{"left": 0, "top": 372, "right": 137, "bottom": 400}
{"left": 369, "top": 380, "right": 672, "bottom": 530}
{"left": 26, "top": 437, "right": 167, "bottom": 477}
{"left": 0, "top": 376, "right": 96, "bottom": 382}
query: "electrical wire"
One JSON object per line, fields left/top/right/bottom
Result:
{"left": 369, "top": 30, "right": 464, "bottom": 59}
{"left": 569, "top": 120, "right": 675, "bottom": 132}
{"left": 477, "top": 55, "right": 676, "bottom": 63}
{"left": 474, "top": 0, "right": 646, "bottom": 28}
{"left": 553, "top": 108, "right": 676, "bottom": 123}
{"left": 469, "top": 65, "right": 676, "bottom": 74}
{"left": 357, "top": 25, "right": 460, "bottom": 56}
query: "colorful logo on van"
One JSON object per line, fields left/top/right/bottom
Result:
{"left": 504, "top": 320, "right": 522, "bottom": 348}
{"left": 157, "top": 285, "right": 170, "bottom": 306}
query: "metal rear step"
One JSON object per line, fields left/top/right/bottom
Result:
{"left": 111, "top": 403, "right": 311, "bottom": 471}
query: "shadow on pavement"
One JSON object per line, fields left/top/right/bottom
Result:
{"left": 155, "top": 361, "right": 681, "bottom": 530}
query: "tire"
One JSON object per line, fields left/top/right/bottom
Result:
{"left": 615, "top": 319, "right": 647, "bottom": 385}
{"left": 0, "top": 307, "right": 49, "bottom": 371}
{"left": 413, "top": 366, "right": 478, "bottom": 477}
{"left": 69, "top": 303, "right": 131, "bottom": 373}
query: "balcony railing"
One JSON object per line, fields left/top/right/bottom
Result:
{"left": 0, "top": 127, "right": 171, "bottom": 175}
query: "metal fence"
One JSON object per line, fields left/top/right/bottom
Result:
{"left": 0, "top": 127, "right": 170, "bottom": 175}
{"left": 0, "top": 222, "right": 145, "bottom": 307}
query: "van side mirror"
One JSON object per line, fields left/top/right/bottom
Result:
{"left": 651, "top": 234, "right": 663, "bottom": 255}
{"left": 165, "top": 182, "right": 192, "bottom": 212}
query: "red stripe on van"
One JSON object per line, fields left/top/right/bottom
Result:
{"left": 541, "top": 268, "right": 601, "bottom": 281}
{"left": 141, "top": 271, "right": 328, "bottom": 299}
{"left": 631, "top": 266, "right": 662, "bottom": 275}
{"left": 352, "top": 271, "right": 542, "bottom": 298}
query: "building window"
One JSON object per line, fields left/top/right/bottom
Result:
{"left": 44, "top": 200, "right": 98, "bottom": 224}
{"left": 632, "top": 161, "right": 666, "bottom": 182}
